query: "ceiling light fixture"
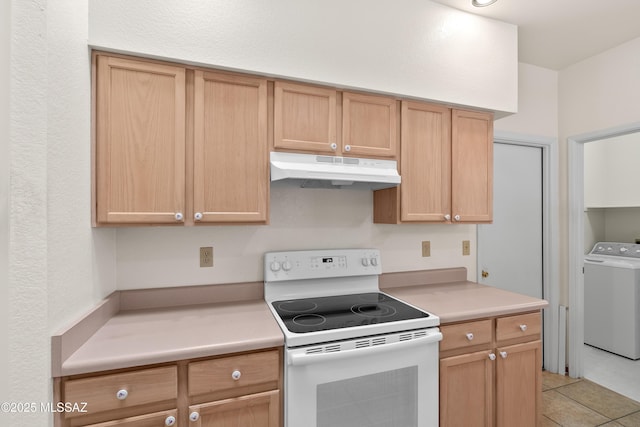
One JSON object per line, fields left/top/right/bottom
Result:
{"left": 472, "top": 0, "right": 498, "bottom": 6}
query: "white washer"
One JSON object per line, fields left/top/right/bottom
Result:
{"left": 584, "top": 242, "right": 640, "bottom": 360}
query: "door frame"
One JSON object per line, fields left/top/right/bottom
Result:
{"left": 567, "top": 121, "right": 640, "bottom": 378}
{"left": 481, "top": 131, "right": 560, "bottom": 373}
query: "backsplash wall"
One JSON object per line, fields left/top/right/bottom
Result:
{"left": 116, "top": 182, "right": 477, "bottom": 289}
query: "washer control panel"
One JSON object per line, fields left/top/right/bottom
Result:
{"left": 589, "top": 242, "right": 640, "bottom": 258}
{"left": 264, "top": 249, "right": 381, "bottom": 281}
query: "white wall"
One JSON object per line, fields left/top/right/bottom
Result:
{"left": 88, "top": 0, "right": 517, "bottom": 115}
{"left": 494, "top": 63, "right": 558, "bottom": 138}
{"left": 118, "top": 183, "right": 477, "bottom": 288}
{"left": 0, "top": 0, "right": 10, "bottom": 407}
{"left": 559, "top": 36, "right": 640, "bottom": 303}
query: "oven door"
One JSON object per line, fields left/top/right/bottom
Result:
{"left": 284, "top": 328, "right": 442, "bottom": 427}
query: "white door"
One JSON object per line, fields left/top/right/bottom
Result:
{"left": 477, "top": 143, "right": 543, "bottom": 298}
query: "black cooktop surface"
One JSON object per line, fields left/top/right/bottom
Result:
{"left": 271, "top": 292, "right": 430, "bottom": 334}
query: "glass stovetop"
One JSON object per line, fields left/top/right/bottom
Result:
{"left": 271, "top": 292, "right": 430, "bottom": 334}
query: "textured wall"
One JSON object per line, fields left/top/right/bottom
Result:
{"left": 88, "top": 0, "right": 517, "bottom": 115}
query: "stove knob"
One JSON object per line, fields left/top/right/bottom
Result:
{"left": 282, "top": 261, "right": 292, "bottom": 271}
{"left": 270, "top": 261, "right": 281, "bottom": 272}
{"left": 370, "top": 257, "right": 378, "bottom": 266}
{"left": 361, "top": 257, "right": 370, "bottom": 267}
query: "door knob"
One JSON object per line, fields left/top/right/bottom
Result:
{"left": 482, "top": 270, "right": 489, "bottom": 278}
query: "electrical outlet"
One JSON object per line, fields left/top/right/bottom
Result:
{"left": 200, "top": 246, "right": 213, "bottom": 267}
{"left": 421, "top": 241, "right": 431, "bottom": 257}
{"left": 462, "top": 240, "right": 471, "bottom": 256}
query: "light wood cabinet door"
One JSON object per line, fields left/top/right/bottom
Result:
{"left": 95, "top": 55, "right": 186, "bottom": 225}
{"left": 495, "top": 340, "right": 542, "bottom": 427}
{"left": 193, "top": 71, "right": 268, "bottom": 223}
{"left": 451, "top": 109, "right": 493, "bottom": 223}
{"left": 399, "top": 101, "right": 451, "bottom": 222}
{"left": 273, "top": 82, "right": 337, "bottom": 153}
{"left": 189, "top": 390, "right": 280, "bottom": 427}
{"left": 342, "top": 92, "right": 398, "bottom": 158}
{"left": 440, "top": 350, "right": 494, "bottom": 427}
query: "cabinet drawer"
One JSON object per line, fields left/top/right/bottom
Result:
{"left": 496, "top": 312, "right": 541, "bottom": 342}
{"left": 440, "top": 319, "right": 492, "bottom": 352}
{"left": 188, "top": 350, "right": 280, "bottom": 397}
{"left": 85, "top": 409, "right": 178, "bottom": 427}
{"left": 64, "top": 366, "right": 177, "bottom": 418}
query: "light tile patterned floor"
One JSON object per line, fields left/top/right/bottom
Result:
{"left": 543, "top": 371, "right": 640, "bottom": 426}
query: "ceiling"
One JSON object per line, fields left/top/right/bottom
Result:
{"left": 432, "top": 0, "right": 640, "bottom": 70}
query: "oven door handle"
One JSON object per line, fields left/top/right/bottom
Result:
{"left": 288, "top": 330, "right": 443, "bottom": 367}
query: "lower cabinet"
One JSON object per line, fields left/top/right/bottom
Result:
{"left": 54, "top": 348, "right": 282, "bottom": 427}
{"left": 439, "top": 312, "right": 542, "bottom": 427}
{"left": 188, "top": 391, "right": 279, "bottom": 427}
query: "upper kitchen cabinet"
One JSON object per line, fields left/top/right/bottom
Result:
{"left": 451, "top": 109, "right": 493, "bottom": 223}
{"left": 273, "top": 81, "right": 337, "bottom": 154}
{"left": 373, "top": 103, "right": 493, "bottom": 224}
{"left": 342, "top": 92, "right": 398, "bottom": 159}
{"left": 94, "top": 54, "right": 186, "bottom": 225}
{"left": 93, "top": 52, "right": 269, "bottom": 226}
{"left": 193, "top": 71, "right": 268, "bottom": 223}
{"left": 273, "top": 82, "right": 398, "bottom": 159}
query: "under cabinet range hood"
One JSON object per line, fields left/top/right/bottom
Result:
{"left": 270, "top": 152, "right": 401, "bottom": 190}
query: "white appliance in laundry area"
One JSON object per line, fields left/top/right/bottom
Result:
{"left": 584, "top": 242, "right": 640, "bottom": 360}
{"left": 264, "top": 249, "right": 442, "bottom": 427}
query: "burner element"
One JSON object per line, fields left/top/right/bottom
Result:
{"left": 277, "top": 300, "right": 318, "bottom": 313}
{"left": 351, "top": 303, "right": 397, "bottom": 318}
{"left": 293, "top": 314, "right": 326, "bottom": 327}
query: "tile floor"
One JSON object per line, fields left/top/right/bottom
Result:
{"left": 542, "top": 371, "right": 640, "bottom": 426}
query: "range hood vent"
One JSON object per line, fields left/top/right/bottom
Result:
{"left": 270, "top": 152, "right": 401, "bottom": 190}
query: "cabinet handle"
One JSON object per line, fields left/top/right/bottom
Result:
{"left": 174, "top": 212, "right": 184, "bottom": 221}
{"left": 232, "top": 370, "right": 242, "bottom": 381}
{"left": 488, "top": 353, "right": 496, "bottom": 361}
{"left": 194, "top": 212, "right": 203, "bottom": 221}
{"left": 189, "top": 411, "right": 200, "bottom": 422}
{"left": 444, "top": 214, "right": 451, "bottom": 221}
{"left": 344, "top": 144, "right": 351, "bottom": 152}
{"left": 330, "top": 142, "right": 338, "bottom": 151}
{"left": 466, "top": 333, "right": 474, "bottom": 341}
{"left": 454, "top": 214, "right": 461, "bottom": 222}
{"left": 165, "top": 416, "right": 176, "bottom": 426}
{"left": 500, "top": 351, "right": 508, "bottom": 359}
{"left": 520, "top": 324, "right": 528, "bottom": 332}
{"left": 115, "top": 389, "right": 128, "bottom": 400}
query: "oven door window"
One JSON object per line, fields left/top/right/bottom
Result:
{"left": 317, "top": 366, "right": 417, "bottom": 427}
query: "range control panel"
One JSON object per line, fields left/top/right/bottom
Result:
{"left": 589, "top": 242, "right": 640, "bottom": 258}
{"left": 264, "top": 249, "right": 381, "bottom": 282}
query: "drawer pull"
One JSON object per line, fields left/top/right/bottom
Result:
{"left": 500, "top": 351, "right": 508, "bottom": 359}
{"left": 115, "top": 389, "right": 128, "bottom": 400}
{"left": 232, "top": 370, "right": 242, "bottom": 381}
{"left": 466, "top": 333, "right": 474, "bottom": 341}
{"left": 189, "top": 411, "right": 200, "bottom": 422}
{"left": 488, "top": 353, "right": 496, "bottom": 361}
{"left": 520, "top": 324, "right": 528, "bottom": 332}
{"left": 165, "top": 415, "right": 176, "bottom": 426}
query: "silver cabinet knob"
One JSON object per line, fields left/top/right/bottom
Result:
{"left": 174, "top": 212, "right": 184, "bottom": 221}
{"left": 194, "top": 212, "right": 203, "bottom": 221}
{"left": 466, "top": 333, "right": 474, "bottom": 341}
{"left": 116, "top": 389, "right": 128, "bottom": 400}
